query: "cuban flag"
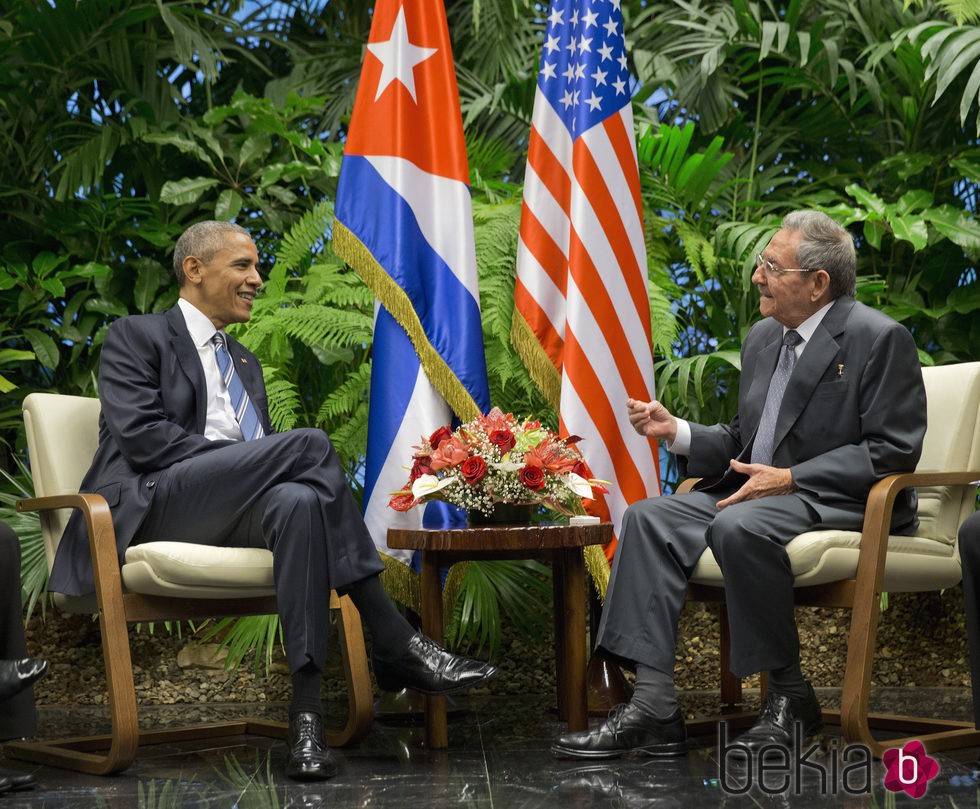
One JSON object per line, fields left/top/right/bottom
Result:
{"left": 333, "top": 0, "right": 490, "bottom": 563}
{"left": 512, "top": 0, "right": 660, "bottom": 583}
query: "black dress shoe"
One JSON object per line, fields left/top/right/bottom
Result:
{"left": 0, "top": 765, "right": 37, "bottom": 792}
{"left": 285, "top": 712, "right": 337, "bottom": 781}
{"left": 551, "top": 703, "right": 688, "bottom": 759}
{"left": 0, "top": 658, "right": 48, "bottom": 702}
{"left": 734, "top": 684, "right": 822, "bottom": 752}
{"left": 372, "top": 632, "right": 499, "bottom": 696}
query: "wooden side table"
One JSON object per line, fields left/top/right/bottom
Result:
{"left": 386, "top": 521, "right": 612, "bottom": 749}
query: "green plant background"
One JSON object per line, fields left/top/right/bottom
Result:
{"left": 1, "top": 0, "right": 978, "bottom": 667}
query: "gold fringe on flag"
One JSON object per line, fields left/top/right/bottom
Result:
{"left": 584, "top": 544, "right": 609, "bottom": 601}
{"left": 333, "top": 220, "right": 482, "bottom": 423}
{"left": 441, "top": 561, "right": 468, "bottom": 631}
{"left": 509, "top": 309, "right": 562, "bottom": 410}
{"left": 378, "top": 551, "right": 421, "bottom": 616}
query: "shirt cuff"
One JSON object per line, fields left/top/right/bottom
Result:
{"left": 666, "top": 418, "right": 691, "bottom": 455}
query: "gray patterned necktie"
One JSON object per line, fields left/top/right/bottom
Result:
{"left": 211, "top": 333, "right": 265, "bottom": 441}
{"left": 751, "top": 329, "right": 802, "bottom": 466}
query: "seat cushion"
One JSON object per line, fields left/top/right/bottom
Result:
{"left": 690, "top": 530, "right": 961, "bottom": 592}
{"left": 122, "top": 541, "right": 276, "bottom": 599}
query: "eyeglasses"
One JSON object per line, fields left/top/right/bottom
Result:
{"left": 755, "top": 253, "right": 815, "bottom": 279}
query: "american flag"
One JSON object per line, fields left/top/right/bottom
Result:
{"left": 513, "top": 0, "right": 660, "bottom": 572}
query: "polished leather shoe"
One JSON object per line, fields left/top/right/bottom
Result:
{"left": 372, "top": 632, "right": 498, "bottom": 696}
{"left": 285, "top": 712, "right": 337, "bottom": 781}
{"left": 734, "top": 684, "right": 822, "bottom": 752}
{"left": 0, "top": 765, "right": 37, "bottom": 792}
{"left": 0, "top": 658, "right": 48, "bottom": 702}
{"left": 551, "top": 703, "right": 688, "bottom": 759}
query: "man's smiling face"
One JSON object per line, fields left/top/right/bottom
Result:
{"left": 181, "top": 231, "right": 262, "bottom": 330}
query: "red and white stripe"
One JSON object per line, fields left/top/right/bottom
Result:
{"left": 515, "top": 94, "right": 660, "bottom": 560}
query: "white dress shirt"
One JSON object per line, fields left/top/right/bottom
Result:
{"left": 177, "top": 298, "right": 244, "bottom": 442}
{"left": 667, "top": 301, "right": 835, "bottom": 456}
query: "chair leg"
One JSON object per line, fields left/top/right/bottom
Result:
{"left": 325, "top": 592, "right": 374, "bottom": 747}
{"left": 718, "top": 605, "right": 743, "bottom": 711}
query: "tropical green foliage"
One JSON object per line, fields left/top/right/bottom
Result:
{"left": 2, "top": 0, "right": 978, "bottom": 662}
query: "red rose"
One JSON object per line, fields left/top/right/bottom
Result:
{"left": 388, "top": 493, "right": 416, "bottom": 512}
{"left": 428, "top": 426, "right": 453, "bottom": 449}
{"left": 460, "top": 456, "right": 488, "bottom": 485}
{"left": 488, "top": 429, "right": 516, "bottom": 453}
{"left": 518, "top": 464, "right": 546, "bottom": 491}
{"left": 410, "top": 455, "right": 434, "bottom": 481}
{"left": 571, "top": 460, "right": 593, "bottom": 479}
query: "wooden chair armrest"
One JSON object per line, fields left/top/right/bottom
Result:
{"left": 853, "top": 469, "right": 980, "bottom": 595}
{"left": 17, "top": 492, "right": 125, "bottom": 608}
{"left": 675, "top": 478, "right": 700, "bottom": 494}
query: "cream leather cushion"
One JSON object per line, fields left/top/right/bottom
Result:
{"left": 690, "top": 530, "right": 961, "bottom": 592}
{"left": 123, "top": 542, "right": 276, "bottom": 599}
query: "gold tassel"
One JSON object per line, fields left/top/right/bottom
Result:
{"left": 334, "top": 222, "right": 482, "bottom": 422}
{"left": 510, "top": 309, "right": 562, "bottom": 409}
{"left": 441, "top": 561, "right": 469, "bottom": 630}
{"left": 584, "top": 545, "right": 609, "bottom": 602}
{"left": 378, "top": 551, "right": 421, "bottom": 616}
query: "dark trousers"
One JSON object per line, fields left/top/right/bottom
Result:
{"left": 958, "top": 511, "right": 980, "bottom": 726}
{"left": 134, "top": 429, "right": 384, "bottom": 673}
{"left": 0, "top": 523, "right": 36, "bottom": 741}
{"left": 596, "top": 491, "right": 859, "bottom": 678}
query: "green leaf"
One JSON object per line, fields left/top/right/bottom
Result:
{"left": 160, "top": 177, "right": 220, "bottom": 205}
{"left": 889, "top": 215, "right": 929, "bottom": 250}
{"left": 214, "top": 188, "right": 243, "bottom": 220}
{"left": 22, "top": 328, "right": 59, "bottom": 370}
{"left": 927, "top": 205, "right": 980, "bottom": 250}
{"left": 845, "top": 184, "right": 887, "bottom": 216}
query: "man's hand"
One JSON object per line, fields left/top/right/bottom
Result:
{"left": 626, "top": 398, "right": 677, "bottom": 443}
{"left": 716, "top": 459, "right": 797, "bottom": 509}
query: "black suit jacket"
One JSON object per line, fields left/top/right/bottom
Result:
{"left": 49, "top": 305, "right": 272, "bottom": 596}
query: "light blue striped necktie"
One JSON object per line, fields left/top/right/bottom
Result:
{"left": 211, "top": 332, "right": 264, "bottom": 441}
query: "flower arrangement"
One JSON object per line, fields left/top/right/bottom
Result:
{"left": 388, "top": 407, "right": 609, "bottom": 516}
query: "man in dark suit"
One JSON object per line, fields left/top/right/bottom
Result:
{"left": 0, "top": 522, "right": 48, "bottom": 792}
{"left": 47, "top": 221, "right": 498, "bottom": 781}
{"left": 553, "top": 210, "right": 926, "bottom": 759}
{"left": 958, "top": 511, "right": 980, "bottom": 727}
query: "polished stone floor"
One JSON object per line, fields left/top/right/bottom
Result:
{"left": 2, "top": 689, "right": 979, "bottom": 807}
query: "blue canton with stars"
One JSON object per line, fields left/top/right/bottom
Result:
{"left": 537, "top": 0, "right": 630, "bottom": 138}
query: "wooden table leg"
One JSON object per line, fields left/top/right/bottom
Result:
{"left": 554, "top": 548, "right": 588, "bottom": 732}
{"left": 419, "top": 552, "right": 448, "bottom": 749}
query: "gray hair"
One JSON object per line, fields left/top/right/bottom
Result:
{"left": 781, "top": 210, "right": 856, "bottom": 298}
{"left": 173, "top": 221, "right": 251, "bottom": 286}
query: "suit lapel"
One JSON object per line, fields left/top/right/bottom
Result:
{"left": 772, "top": 297, "right": 853, "bottom": 453}
{"left": 166, "top": 306, "right": 209, "bottom": 434}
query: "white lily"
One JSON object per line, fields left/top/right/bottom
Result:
{"left": 411, "top": 473, "right": 457, "bottom": 500}
{"left": 562, "top": 472, "right": 595, "bottom": 499}
{"left": 489, "top": 461, "right": 524, "bottom": 472}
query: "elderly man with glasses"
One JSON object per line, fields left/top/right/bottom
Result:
{"left": 553, "top": 210, "right": 926, "bottom": 760}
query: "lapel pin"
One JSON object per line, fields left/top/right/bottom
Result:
{"left": 241, "top": 357, "right": 248, "bottom": 364}
{"left": 837, "top": 364, "right": 844, "bottom": 377}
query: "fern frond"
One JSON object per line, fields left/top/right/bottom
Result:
{"left": 262, "top": 373, "right": 301, "bottom": 432}
{"left": 251, "top": 304, "right": 372, "bottom": 349}
{"left": 317, "top": 362, "right": 371, "bottom": 421}
{"left": 269, "top": 199, "right": 335, "bottom": 292}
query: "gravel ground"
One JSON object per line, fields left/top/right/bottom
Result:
{"left": 23, "top": 585, "right": 971, "bottom": 709}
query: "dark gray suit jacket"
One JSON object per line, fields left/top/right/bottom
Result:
{"left": 683, "top": 296, "right": 926, "bottom": 531}
{"left": 49, "top": 305, "right": 272, "bottom": 596}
